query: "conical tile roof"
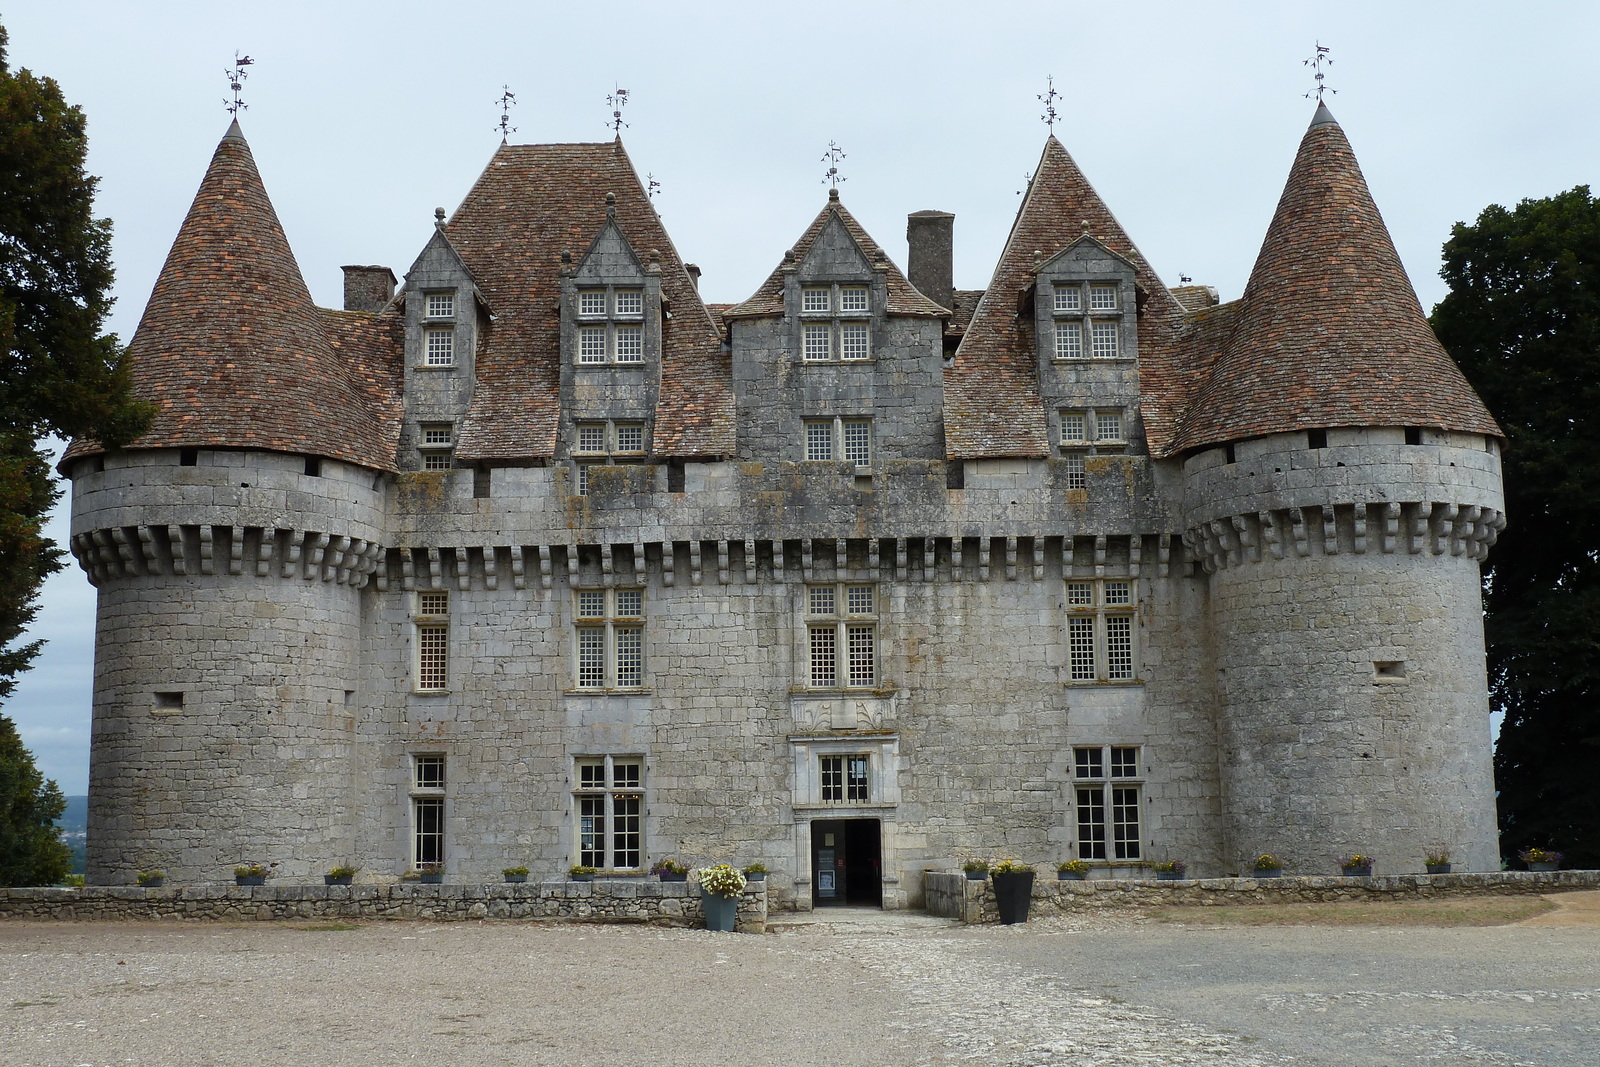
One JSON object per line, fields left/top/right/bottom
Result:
{"left": 74, "top": 121, "right": 401, "bottom": 468}
{"left": 947, "top": 137, "right": 1188, "bottom": 458}
{"left": 1171, "top": 105, "right": 1500, "bottom": 452}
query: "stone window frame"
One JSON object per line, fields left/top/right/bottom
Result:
{"left": 572, "top": 587, "right": 645, "bottom": 691}
{"left": 414, "top": 590, "right": 450, "bottom": 692}
{"left": 806, "top": 582, "right": 877, "bottom": 690}
{"left": 803, "top": 416, "right": 873, "bottom": 469}
{"left": 410, "top": 753, "right": 447, "bottom": 870}
{"left": 574, "top": 755, "right": 644, "bottom": 871}
{"left": 1064, "top": 578, "right": 1138, "bottom": 684}
{"left": 1072, "top": 744, "right": 1142, "bottom": 861}
{"left": 574, "top": 286, "right": 647, "bottom": 366}
{"left": 571, "top": 419, "right": 648, "bottom": 496}
{"left": 798, "top": 282, "right": 873, "bottom": 363}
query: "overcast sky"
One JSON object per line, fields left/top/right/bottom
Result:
{"left": 6, "top": 1, "right": 1595, "bottom": 793}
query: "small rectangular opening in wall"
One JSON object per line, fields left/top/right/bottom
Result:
{"left": 1307, "top": 429, "right": 1327, "bottom": 450}
{"left": 179, "top": 448, "right": 198, "bottom": 466}
{"left": 1224, "top": 443, "right": 1236, "bottom": 464}
{"left": 946, "top": 461, "right": 964, "bottom": 490}
{"left": 667, "top": 459, "right": 685, "bottom": 493}
{"left": 472, "top": 467, "right": 491, "bottom": 498}
{"left": 1374, "top": 660, "right": 1407, "bottom": 681}
{"left": 304, "top": 456, "right": 322, "bottom": 477}
{"left": 152, "top": 691, "right": 184, "bottom": 715}
{"left": 1405, "top": 427, "right": 1423, "bottom": 445}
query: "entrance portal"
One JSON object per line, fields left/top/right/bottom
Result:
{"left": 811, "top": 818, "right": 882, "bottom": 907}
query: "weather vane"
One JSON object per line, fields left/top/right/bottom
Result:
{"left": 495, "top": 85, "right": 518, "bottom": 142}
{"left": 646, "top": 172, "right": 661, "bottom": 199}
{"left": 607, "top": 87, "right": 630, "bottom": 133}
{"left": 224, "top": 52, "right": 254, "bottom": 116}
{"left": 1037, "top": 76, "right": 1061, "bottom": 131}
{"left": 1303, "top": 41, "right": 1336, "bottom": 103}
{"left": 821, "top": 141, "right": 847, "bottom": 188}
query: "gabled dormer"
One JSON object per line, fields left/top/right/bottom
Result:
{"left": 787, "top": 207, "right": 883, "bottom": 364}
{"left": 398, "top": 218, "right": 489, "bottom": 471}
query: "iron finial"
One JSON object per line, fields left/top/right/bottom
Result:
{"left": 224, "top": 52, "right": 254, "bottom": 117}
{"left": 495, "top": 85, "right": 518, "bottom": 142}
{"left": 1303, "top": 41, "right": 1337, "bottom": 103}
{"left": 821, "top": 141, "right": 847, "bottom": 188}
{"left": 1037, "top": 75, "right": 1061, "bottom": 132}
{"left": 607, "top": 87, "right": 630, "bottom": 134}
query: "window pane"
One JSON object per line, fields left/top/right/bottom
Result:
{"left": 419, "top": 591, "right": 449, "bottom": 615}
{"left": 805, "top": 421, "right": 834, "bottom": 461}
{"left": 421, "top": 452, "right": 452, "bottom": 470}
{"left": 414, "top": 798, "right": 444, "bottom": 866}
{"left": 840, "top": 286, "right": 869, "bottom": 311}
{"left": 613, "top": 762, "right": 642, "bottom": 788}
{"left": 613, "top": 793, "right": 641, "bottom": 868}
{"left": 1110, "top": 747, "right": 1138, "bottom": 778}
{"left": 615, "top": 627, "right": 642, "bottom": 687}
{"left": 1066, "top": 582, "right": 1093, "bottom": 607}
{"left": 846, "top": 585, "right": 874, "bottom": 615}
{"left": 579, "top": 794, "right": 605, "bottom": 867}
{"left": 842, "top": 421, "right": 871, "bottom": 467}
{"left": 577, "top": 424, "right": 605, "bottom": 453}
{"left": 578, "top": 763, "right": 605, "bottom": 789}
{"left": 418, "top": 625, "right": 449, "bottom": 689}
{"left": 425, "top": 329, "right": 455, "bottom": 366}
{"left": 1060, "top": 413, "right": 1086, "bottom": 443}
{"left": 803, "top": 323, "right": 831, "bottom": 361}
{"left": 821, "top": 755, "right": 842, "bottom": 801}
{"left": 615, "top": 423, "right": 644, "bottom": 453}
{"left": 1053, "top": 286, "right": 1081, "bottom": 312}
{"left": 809, "top": 626, "right": 837, "bottom": 686}
{"left": 615, "top": 590, "right": 643, "bottom": 617}
{"left": 578, "top": 628, "right": 605, "bottom": 687}
{"left": 1074, "top": 747, "right": 1103, "bottom": 779}
{"left": 1091, "top": 321, "right": 1119, "bottom": 358}
{"left": 808, "top": 586, "right": 835, "bottom": 616}
{"left": 614, "top": 289, "right": 643, "bottom": 316}
{"left": 1076, "top": 786, "right": 1106, "bottom": 860}
{"left": 422, "top": 424, "right": 453, "bottom": 446}
{"left": 1089, "top": 285, "right": 1117, "bottom": 310}
{"left": 1106, "top": 616, "right": 1134, "bottom": 680}
{"left": 577, "top": 591, "right": 605, "bottom": 618}
{"left": 847, "top": 624, "right": 875, "bottom": 687}
{"left": 578, "top": 326, "right": 607, "bottom": 363}
{"left": 846, "top": 755, "right": 870, "bottom": 800}
{"left": 1055, "top": 322, "right": 1082, "bottom": 359}
{"left": 1103, "top": 581, "right": 1132, "bottom": 606}
{"left": 576, "top": 462, "right": 591, "bottom": 496}
{"left": 840, "top": 323, "right": 870, "bottom": 360}
{"left": 1112, "top": 785, "right": 1141, "bottom": 859}
{"left": 426, "top": 293, "right": 454, "bottom": 319}
{"left": 1068, "top": 616, "right": 1096, "bottom": 681}
{"left": 1063, "top": 452, "right": 1086, "bottom": 489}
{"left": 414, "top": 755, "right": 446, "bottom": 790}
{"left": 614, "top": 325, "right": 643, "bottom": 362}
{"left": 802, "top": 288, "right": 830, "bottom": 312}
{"left": 579, "top": 290, "right": 606, "bottom": 316}
{"left": 1096, "top": 412, "right": 1123, "bottom": 442}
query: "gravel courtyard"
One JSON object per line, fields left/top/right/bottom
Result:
{"left": 3, "top": 896, "right": 1597, "bottom": 1066}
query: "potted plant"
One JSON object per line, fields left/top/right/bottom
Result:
{"left": 697, "top": 864, "right": 746, "bottom": 932}
{"left": 568, "top": 864, "right": 597, "bottom": 882}
{"left": 961, "top": 859, "right": 990, "bottom": 881}
{"left": 989, "top": 859, "right": 1035, "bottom": 925}
{"left": 502, "top": 865, "right": 530, "bottom": 884}
{"left": 1252, "top": 854, "right": 1284, "bottom": 878}
{"left": 1424, "top": 850, "right": 1452, "bottom": 875}
{"left": 650, "top": 858, "right": 689, "bottom": 882}
{"left": 1057, "top": 859, "right": 1090, "bottom": 881}
{"left": 136, "top": 869, "right": 165, "bottom": 888}
{"left": 1339, "top": 854, "right": 1375, "bottom": 877}
{"left": 233, "top": 862, "right": 276, "bottom": 887}
{"left": 417, "top": 862, "right": 444, "bottom": 884}
{"left": 1519, "top": 847, "right": 1563, "bottom": 872}
{"left": 741, "top": 862, "right": 768, "bottom": 882}
{"left": 1152, "top": 859, "right": 1187, "bottom": 881}
{"left": 324, "top": 865, "right": 356, "bottom": 886}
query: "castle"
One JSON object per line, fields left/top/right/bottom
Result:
{"left": 66, "top": 102, "right": 1505, "bottom": 908}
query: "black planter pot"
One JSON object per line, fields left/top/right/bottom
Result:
{"left": 1057, "top": 870, "right": 1087, "bottom": 880}
{"left": 744, "top": 871, "right": 766, "bottom": 882}
{"left": 504, "top": 874, "right": 528, "bottom": 883}
{"left": 235, "top": 875, "right": 266, "bottom": 887}
{"left": 992, "top": 870, "right": 1035, "bottom": 925}
{"left": 1341, "top": 866, "right": 1373, "bottom": 878}
{"left": 324, "top": 875, "right": 353, "bottom": 886}
{"left": 419, "top": 873, "right": 444, "bottom": 884}
{"left": 1425, "top": 864, "right": 1452, "bottom": 875}
{"left": 658, "top": 872, "right": 687, "bottom": 882}
{"left": 1253, "top": 869, "right": 1282, "bottom": 878}
{"left": 964, "top": 869, "right": 988, "bottom": 881}
{"left": 1156, "top": 871, "right": 1183, "bottom": 880}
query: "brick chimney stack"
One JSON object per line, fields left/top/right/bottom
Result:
{"left": 341, "top": 265, "right": 397, "bottom": 312}
{"left": 906, "top": 210, "right": 954, "bottom": 311}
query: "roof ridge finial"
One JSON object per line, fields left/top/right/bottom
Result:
{"left": 495, "top": 85, "right": 518, "bottom": 143}
{"left": 434, "top": 207, "right": 446, "bottom": 231}
{"left": 1037, "top": 75, "right": 1061, "bottom": 133}
{"left": 1303, "top": 41, "right": 1337, "bottom": 104}
{"left": 224, "top": 52, "right": 254, "bottom": 117}
{"left": 607, "top": 87, "right": 630, "bottom": 134}
{"left": 821, "top": 140, "right": 847, "bottom": 190}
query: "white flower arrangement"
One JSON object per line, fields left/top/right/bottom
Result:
{"left": 697, "top": 863, "right": 747, "bottom": 897}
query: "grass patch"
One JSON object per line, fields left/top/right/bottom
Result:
{"left": 1149, "top": 894, "right": 1556, "bottom": 927}
{"left": 292, "top": 921, "right": 363, "bottom": 932}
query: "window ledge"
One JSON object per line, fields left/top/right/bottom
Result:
{"left": 412, "top": 689, "right": 452, "bottom": 696}
{"left": 563, "top": 688, "right": 653, "bottom": 697}
{"left": 1064, "top": 680, "right": 1145, "bottom": 688}
{"left": 413, "top": 363, "right": 460, "bottom": 371}
{"left": 1051, "top": 357, "right": 1136, "bottom": 364}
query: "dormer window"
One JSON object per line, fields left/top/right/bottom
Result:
{"left": 574, "top": 287, "right": 646, "bottom": 365}
{"left": 803, "top": 288, "right": 831, "bottom": 312}
{"left": 1050, "top": 281, "right": 1126, "bottom": 361}
{"left": 799, "top": 283, "right": 872, "bottom": 362}
{"left": 424, "top": 328, "right": 455, "bottom": 367}
{"left": 425, "top": 292, "right": 455, "bottom": 320}
{"left": 1089, "top": 285, "right": 1118, "bottom": 311}
{"left": 1053, "top": 286, "right": 1081, "bottom": 312}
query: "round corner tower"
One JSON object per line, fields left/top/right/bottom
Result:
{"left": 1175, "top": 104, "right": 1506, "bottom": 875}
{"left": 66, "top": 120, "right": 393, "bottom": 885}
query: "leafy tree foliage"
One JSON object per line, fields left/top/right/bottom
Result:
{"left": 1431, "top": 185, "right": 1600, "bottom": 868}
{"left": 0, "top": 712, "right": 69, "bottom": 884}
{"left": 0, "top": 22, "right": 151, "bottom": 883}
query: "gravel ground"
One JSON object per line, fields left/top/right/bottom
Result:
{"left": 3, "top": 896, "right": 1596, "bottom": 1066}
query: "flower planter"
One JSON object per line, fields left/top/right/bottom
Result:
{"left": 1156, "top": 871, "right": 1183, "bottom": 881}
{"left": 1425, "top": 864, "right": 1452, "bottom": 875}
{"left": 701, "top": 890, "right": 738, "bottom": 932}
{"left": 419, "top": 873, "right": 444, "bottom": 884}
{"left": 964, "top": 870, "right": 988, "bottom": 881}
{"left": 744, "top": 871, "right": 766, "bottom": 882}
{"left": 1057, "top": 870, "right": 1087, "bottom": 880}
{"left": 138, "top": 878, "right": 165, "bottom": 889}
{"left": 503, "top": 874, "right": 528, "bottom": 883}
{"left": 991, "top": 870, "right": 1034, "bottom": 925}
{"left": 324, "top": 875, "right": 353, "bottom": 886}
{"left": 1531, "top": 862, "right": 1560, "bottom": 872}
{"left": 235, "top": 875, "right": 266, "bottom": 887}
{"left": 1253, "top": 869, "right": 1282, "bottom": 878}
{"left": 658, "top": 873, "right": 687, "bottom": 883}
{"left": 1341, "top": 866, "right": 1373, "bottom": 878}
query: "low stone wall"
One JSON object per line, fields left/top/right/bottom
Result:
{"left": 941, "top": 870, "right": 1600, "bottom": 924}
{"left": 0, "top": 880, "right": 768, "bottom": 933}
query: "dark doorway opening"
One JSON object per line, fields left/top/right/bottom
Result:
{"left": 811, "top": 818, "right": 882, "bottom": 907}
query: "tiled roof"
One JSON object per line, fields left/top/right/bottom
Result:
{"left": 947, "top": 137, "right": 1189, "bottom": 458}
{"left": 1170, "top": 285, "right": 1220, "bottom": 312}
{"left": 724, "top": 192, "right": 949, "bottom": 320}
{"left": 944, "top": 289, "right": 984, "bottom": 340}
{"left": 66, "top": 121, "right": 402, "bottom": 470}
{"left": 1171, "top": 105, "right": 1501, "bottom": 453}
{"left": 450, "top": 140, "right": 731, "bottom": 460}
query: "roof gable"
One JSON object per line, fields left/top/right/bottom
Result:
{"left": 797, "top": 213, "right": 873, "bottom": 279}
{"left": 574, "top": 215, "right": 645, "bottom": 280}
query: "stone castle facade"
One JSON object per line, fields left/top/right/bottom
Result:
{"left": 66, "top": 103, "right": 1505, "bottom": 908}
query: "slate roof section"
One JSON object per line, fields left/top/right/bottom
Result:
{"left": 449, "top": 140, "right": 731, "bottom": 460}
{"left": 724, "top": 192, "right": 949, "bottom": 320}
{"left": 1171, "top": 105, "right": 1501, "bottom": 453}
{"left": 67, "top": 121, "right": 402, "bottom": 469}
{"left": 946, "top": 137, "right": 1189, "bottom": 458}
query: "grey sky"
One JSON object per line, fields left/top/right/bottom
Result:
{"left": 5, "top": 1, "right": 1594, "bottom": 792}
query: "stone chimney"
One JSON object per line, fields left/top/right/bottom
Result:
{"left": 685, "top": 263, "right": 702, "bottom": 291}
{"left": 906, "top": 210, "right": 955, "bottom": 311}
{"left": 341, "top": 265, "right": 397, "bottom": 312}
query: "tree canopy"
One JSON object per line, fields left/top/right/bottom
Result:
{"left": 1431, "top": 184, "right": 1600, "bottom": 868}
{"left": 0, "top": 711, "right": 69, "bottom": 885}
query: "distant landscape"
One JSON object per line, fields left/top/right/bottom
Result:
{"left": 57, "top": 795, "right": 86, "bottom": 875}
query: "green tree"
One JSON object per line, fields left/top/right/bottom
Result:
{"left": 0, "top": 21, "right": 151, "bottom": 883}
{"left": 1431, "top": 185, "right": 1600, "bottom": 869}
{"left": 0, "top": 712, "right": 69, "bottom": 884}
